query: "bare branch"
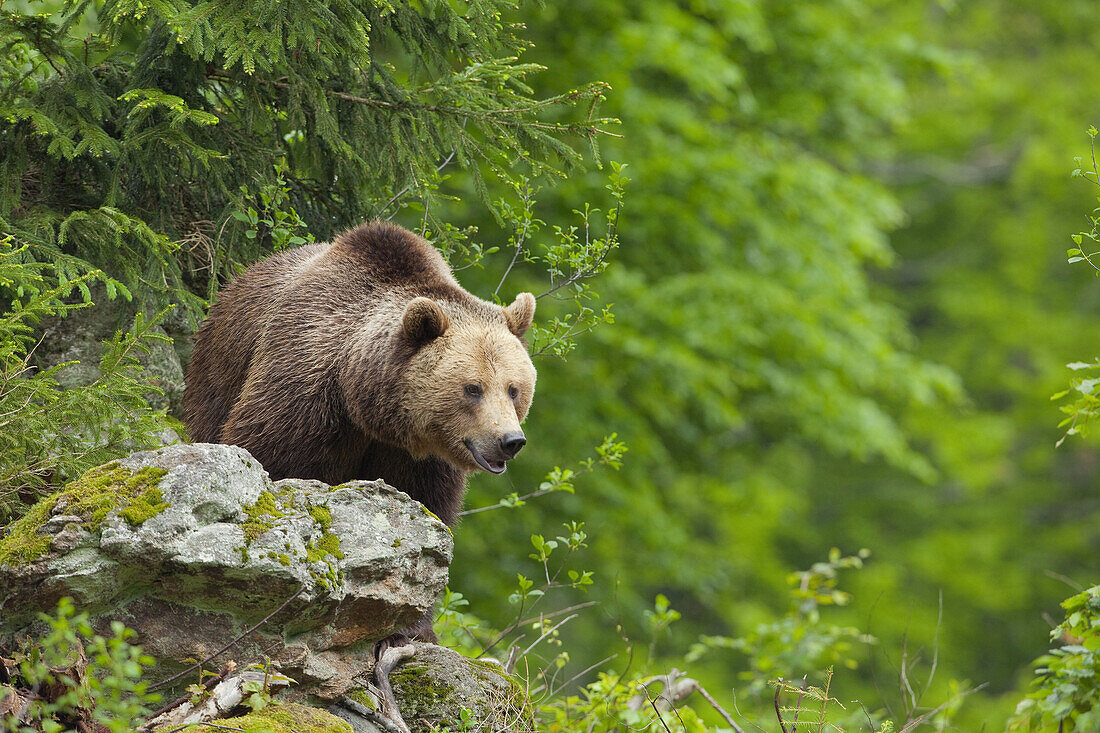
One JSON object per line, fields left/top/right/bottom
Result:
{"left": 147, "top": 585, "right": 304, "bottom": 693}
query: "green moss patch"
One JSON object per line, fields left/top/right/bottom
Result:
{"left": 241, "top": 490, "right": 286, "bottom": 544}
{"left": 307, "top": 504, "right": 332, "bottom": 532}
{"left": 0, "top": 497, "right": 59, "bottom": 565}
{"left": 305, "top": 531, "right": 343, "bottom": 562}
{"left": 0, "top": 463, "right": 168, "bottom": 566}
{"left": 392, "top": 664, "right": 456, "bottom": 710}
{"left": 303, "top": 500, "right": 343, "bottom": 588}
{"left": 216, "top": 702, "right": 353, "bottom": 733}
{"left": 346, "top": 686, "right": 377, "bottom": 711}
{"left": 118, "top": 486, "right": 169, "bottom": 525}
{"left": 265, "top": 550, "right": 293, "bottom": 566}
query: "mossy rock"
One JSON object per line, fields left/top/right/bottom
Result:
{"left": 0, "top": 462, "right": 168, "bottom": 566}
{"left": 216, "top": 702, "right": 354, "bottom": 733}
{"left": 1, "top": 444, "right": 454, "bottom": 704}
{"left": 387, "top": 643, "right": 534, "bottom": 733}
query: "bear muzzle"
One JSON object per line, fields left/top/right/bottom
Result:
{"left": 464, "top": 431, "right": 526, "bottom": 474}
{"left": 499, "top": 431, "right": 526, "bottom": 458}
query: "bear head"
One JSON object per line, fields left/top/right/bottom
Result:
{"left": 398, "top": 292, "right": 537, "bottom": 474}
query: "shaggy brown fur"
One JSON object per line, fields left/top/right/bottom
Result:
{"left": 184, "top": 221, "right": 536, "bottom": 528}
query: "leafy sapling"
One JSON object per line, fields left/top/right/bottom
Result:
{"left": 1, "top": 598, "right": 159, "bottom": 733}
{"left": 1055, "top": 128, "right": 1100, "bottom": 444}
{"left": 459, "top": 434, "right": 626, "bottom": 517}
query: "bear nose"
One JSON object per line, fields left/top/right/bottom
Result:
{"left": 500, "top": 431, "right": 526, "bottom": 459}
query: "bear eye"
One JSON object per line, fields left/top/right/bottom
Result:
{"left": 464, "top": 384, "right": 483, "bottom": 399}
{"left": 508, "top": 385, "right": 519, "bottom": 400}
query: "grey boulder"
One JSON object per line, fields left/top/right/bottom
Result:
{"left": 0, "top": 443, "right": 453, "bottom": 701}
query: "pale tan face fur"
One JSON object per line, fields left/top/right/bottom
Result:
{"left": 401, "top": 294, "right": 536, "bottom": 473}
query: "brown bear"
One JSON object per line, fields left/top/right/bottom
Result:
{"left": 183, "top": 221, "right": 537, "bottom": 529}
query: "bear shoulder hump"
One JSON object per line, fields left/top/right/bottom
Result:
{"left": 330, "top": 221, "right": 457, "bottom": 289}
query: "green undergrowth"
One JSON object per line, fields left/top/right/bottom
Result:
{"left": 0, "top": 462, "right": 168, "bottom": 566}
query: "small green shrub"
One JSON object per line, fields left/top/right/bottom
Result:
{"left": 0, "top": 598, "right": 159, "bottom": 733}
{"left": 1055, "top": 127, "right": 1100, "bottom": 445}
{"left": 1009, "top": 585, "right": 1100, "bottom": 732}
{"left": 0, "top": 236, "right": 178, "bottom": 521}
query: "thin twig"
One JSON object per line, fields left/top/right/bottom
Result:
{"left": 206, "top": 71, "right": 621, "bottom": 137}
{"left": 166, "top": 723, "right": 245, "bottom": 733}
{"left": 517, "top": 601, "right": 599, "bottom": 629}
{"left": 898, "top": 682, "right": 987, "bottom": 733}
{"left": 859, "top": 700, "right": 877, "bottom": 732}
{"left": 693, "top": 683, "right": 746, "bottom": 733}
{"left": 340, "top": 695, "right": 407, "bottom": 733}
{"left": 791, "top": 675, "right": 806, "bottom": 729}
{"left": 644, "top": 687, "right": 674, "bottom": 733}
{"left": 540, "top": 654, "right": 617, "bottom": 698}
{"left": 536, "top": 239, "right": 614, "bottom": 300}
{"left": 493, "top": 189, "right": 535, "bottom": 298}
{"left": 899, "top": 635, "right": 917, "bottom": 714}
{"left": 1043, "top": 570, "right": 1085, "bottom": 592}
{"left": 537, "top": 203, "right": 621, "bottom": 301}
{"left": 476, "top": 590, "right": 593, "bottom": 659}
{"left": 375, "top": 150, "right": 455, "bottom": 220}
{"left": 925, "top": 590, "right": 942, "bottom": 695}
{"left": 148, "top": 585, "right": 304, "bottom": 692}
{"left": 141, "top": 663, "right": 232, "bottom": 726}
{"left": 516, "top": 614, "right": 578, "bottom": 662}
{"left": 774, "top": 681, "right": 789, "bottom": 733}
{"left": 457, "top": 486, "right": 555, "bottom": 516}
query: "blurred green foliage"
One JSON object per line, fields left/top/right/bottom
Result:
{"left": 450, "top": 1, "right": 1100, "bottom": 729}
{"left": 2, "top": 0, "right": 1100, "bottom": 730}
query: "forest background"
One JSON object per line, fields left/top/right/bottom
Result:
{"left": 1, "top": 0, "right": 1099, "bottom": 730}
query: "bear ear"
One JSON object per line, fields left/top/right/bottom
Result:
{"left": 503, "top": 292, "right": 536, "bottom": 337}
{"left": 402, "top": 297, "right": 450, "bottom": 343}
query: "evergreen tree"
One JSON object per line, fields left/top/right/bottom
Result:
{"left": 0, "top": 0, "right": 611, "bottom": 308}
{"left": 0, "top": 0, "right": 612, "bottom": 512}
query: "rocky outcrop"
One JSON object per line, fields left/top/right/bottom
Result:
{"left": 30, "top": 290, "right": 191, "bottom": 415}
{"left": 372, "top": 643, "right": 533, "bottom": 731}
{"left": 0, "top": 443, "right": 534, "bottom": 732}
{"left": 1, "top": 444, "right": 530, "bottom": 730}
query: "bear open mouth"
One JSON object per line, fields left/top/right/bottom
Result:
{"left": 464, "top": 440, "right": 507, "bottom": 474}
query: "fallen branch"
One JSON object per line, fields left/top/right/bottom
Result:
{"left": 141, "top": 662, "right": 235, "bottom": 728}
{"left": 373, "top": 642, "right": 417, "bottom": 733}
{"left": 148, "top": 666, "right": 292, "bottom": 730}
{"left": 337, "top": 696, "right": 407, "bottom": 733}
